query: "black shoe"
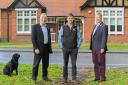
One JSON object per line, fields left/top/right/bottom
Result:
{"left": 98, "top": 79, "right": 106, "bottom": 82}
{"left": 93, "top": 79, "right": 99, "bottom": 81}
{"left": 31, "top": 77, "right": 37, "bottom": 83}
{"left": 31, "top": 79, "right": 36, "bottom": 84}
{"left": 43, "top": 77, "right": 48, "bottom": 80}
{"left": 43, "top": 77, "right": 51, "bottom": 81}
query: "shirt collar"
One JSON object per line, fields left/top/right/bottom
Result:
{"left": 66, "top": 23, "right": 76, "bottom": 28}
{"left": 96, "top": 22, "right": 103, "bottom": 26}
{"left": 40, "top": 23, "right": 47, "bottom": 27}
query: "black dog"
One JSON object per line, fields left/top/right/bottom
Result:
{"left": 3, "top": 53, "right": 20, "bottom": 76}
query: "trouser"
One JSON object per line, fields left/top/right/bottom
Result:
{"left": 92, "top": 50, "right": 106, "bottom": 80}
{"left": 62, "top": 48, "right": 78, "bottom": 80}
{"left": 32, "top": 45, "right": 49, "bottom": 80}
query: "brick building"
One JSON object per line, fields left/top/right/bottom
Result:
{"left": 0, "top": 0, "right": 128, "bottom": 44}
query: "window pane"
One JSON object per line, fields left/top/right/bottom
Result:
{"left": 24, "top": 11, "right": 29, "bottom": 16}
{"left": 110, "top": 25, "right": 115, "bottom": 31}
{"left": 103, "top": 10, "right": 108, "bottom": 16}
{"left": 110, "top": 18, "right": 115, "bottom": 31}
{"left": 117, "top": 25, "right": 122, "bottom": 31}
{"left": 110, "top": 10, "right": 115, "bottom": 16}
{"left": 51, "top": 33, "right": 56, "bottom": 42}
{"left": 31, "top": 19, "right": 36, "bottom": 24}
{"left": 31, "top": 11, "right": 36, "bottom": 16}
{"left": 117, "top": 18, "right": 122, "bottom": 32}
{"left": 117, "top": 11, "right": 122, "bottom": 16}
{"left": 17, "top": 11, "right": 22, "bottom": 16}
{"left": 18, "top": 25, "right": 22, "bottom": 31}
{"left": 110, "top": 18, "right": 115, "bottom": 25}
{"left": 117, "top": 18, "right": 122, "bottom": 25}
{"left": 18, "top": 19, "right": 22, "bottom": 24}
{"left": 103, "top": 18, "right": 108, "bottom": 25}
{"left": 25, "top": 19, "right": 29, "bottom": 24}
{"left": 24, "top": 25, "right": 29, "bottom": 31}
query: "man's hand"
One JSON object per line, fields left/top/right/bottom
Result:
{"left": 35, "top": 49, "right": 40, "bottom": 54}
{"left": 100, "top": 49, "right": 104, "bottom": 54}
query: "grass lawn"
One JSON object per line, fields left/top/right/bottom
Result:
{"left": 0, "top": 64, "right": 128, "bottom": 85}
{"left": 0, "top": 64, "right": 62, "bottom": 85}
{"left": 82, "top": 67, "right": 128, "bottom": 85}
{"left": 0, "top": 42, "right": 32, "bottom": 48}
{"left": 0, "top": 42, "right": 128, "bottom": 50}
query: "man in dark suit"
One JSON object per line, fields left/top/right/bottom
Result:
{"left": 90, "top": 12, "right": 108, "bottom": 82}
{"left": 31, "top": 13, "right": 52, "bottom": 83}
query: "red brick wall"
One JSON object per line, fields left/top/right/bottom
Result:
{"left": 1, "top": 10, "right": 8, "bottom": 41}
{"left": 81, "top": 8, "right": 95, "bottom": 43}
{"left": 9, "top": 10, "right": 16, "bottom": 42}
{"left": 0, "top": 10, "right": 1, "bottom": 38}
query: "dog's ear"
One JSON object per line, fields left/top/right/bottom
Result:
{"left": 12, "top": 53, "right": 20, "bottom": 59}
{"left": 18, "top": 54, "right": 20, "bottom": 58}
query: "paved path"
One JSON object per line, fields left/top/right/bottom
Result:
{"left": 0, "top": 50, "right": 128, "bottom": 68}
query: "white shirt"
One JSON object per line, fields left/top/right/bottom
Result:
{"left": 41, "top": 25, "right": 48, "bottom": 44}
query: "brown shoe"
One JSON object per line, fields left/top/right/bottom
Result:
{"left": 98, "top": 79, "right": 106, "bottom": 82}
{"left": 61, "top": 79, "right": 67, "bottom": 84}
{"left": 31, "top": 79, "right": 36, "bottom": 84}
{"left": 72, "top": 80, "right": 78, "bottom": 85}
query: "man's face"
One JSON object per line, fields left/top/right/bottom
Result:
{"left": 40, "top": 16, "right": 47, "bottom": 24}
{"left": 67, "top": 16, "right": 74, "bottom": 24}
{"left": 96, "top": 15, "right": 102, "bottom": 23}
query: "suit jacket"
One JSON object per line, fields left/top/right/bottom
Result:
{"left": 90, "top": 22, "right": 108, "bottom": 52}
{"left": 31, "top": 24, "right": 52, "bottom": 54}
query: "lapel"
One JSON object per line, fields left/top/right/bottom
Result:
{"left": 39, "top": 24, "right": 50, "bottom": 42}
{"left": 91, "top": 25, "right": 96, "bottom": 39}
{"left": 46, "top": 25, "right": 50, "bottom": 42}
{"left": 37, "top": 24, "right": 44, "bottom": 40}
{"left": 93, "top": 22, "right": 103, "bottom": 36}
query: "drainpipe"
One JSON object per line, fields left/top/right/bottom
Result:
{"left": 7, "top": 9, "right": 10, "bottom": 42}
{"left": 0, "top": 10, "right": 1, "bottom": 40}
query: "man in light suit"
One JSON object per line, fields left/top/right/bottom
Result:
{"left": 31, "top": 13, "right": 52, "bottom": 83}
{"left": 90, "top": 12, "right": 108, "bottom": 82}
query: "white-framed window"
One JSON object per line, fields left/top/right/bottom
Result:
{"left": 48, "top": 17, "right": 56, "bottom": 23}
{"left": 95, "top": 7, "right": 124, "bottom": 34}
{"left": 50, "top": 33, "right": 56, "bottom": 42}
{"left": 16, "top": 8, "right": 38, "bottom": 34}
{"left": 74, "top": 17, "right": 83, "bottom": 30}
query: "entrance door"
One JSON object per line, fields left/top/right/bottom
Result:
{"left": 47, "top": 23, "right": 58, "bottom": 43}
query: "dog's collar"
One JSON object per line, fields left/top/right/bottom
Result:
{"left": 12, "top": 58, "right": 18, "bottom": 63}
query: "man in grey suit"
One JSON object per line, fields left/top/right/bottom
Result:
{"left": 90, "top": 12, "right": 108, "bottom": 82}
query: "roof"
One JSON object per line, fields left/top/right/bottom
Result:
{"left": 0, "top": 0, "right": 85, "bottom": 16}
{"left": 0, "top": 0, "right": 14, "bottom": 9}
{"left": 80, "top": 0, "right": 92, "bottom": 10}
{"left": 38, "top": 0, "right": 85, "bottom": 16}
{"left": 8, "top": 0, "right": 46, "bottom": 10}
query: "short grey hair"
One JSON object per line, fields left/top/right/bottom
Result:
{"left": 40, "top": 13, "right": 47, "bottom": 18}
{"left": 96, "top": 12, "right": 102, "bottom": 19}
